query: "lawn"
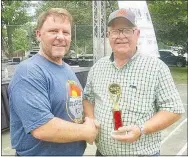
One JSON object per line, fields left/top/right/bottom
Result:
{"left": 169, "top": 66, "right": 187, "bottom": 84}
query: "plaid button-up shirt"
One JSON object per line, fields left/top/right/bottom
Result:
{"left": 84, "top": 53, "right": 185, "bottom": 156}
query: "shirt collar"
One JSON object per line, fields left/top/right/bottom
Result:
{"left": 109, "top": 48, "right": 139, "bottom": 63}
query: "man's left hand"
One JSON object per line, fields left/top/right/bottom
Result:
{"left": 111, "top": 125, "right": 141, "bottom": 143}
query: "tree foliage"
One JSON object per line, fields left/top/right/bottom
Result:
{"left": 12, "top": 28, "right": 29, "bottom": 52}
{"left": 147, "top": 1, "right": 187, "bottom": 53}
{"left": 3, "top": 1, "right": 186, "bottom": 58}
{"left": 1, "top": 1, "right": 32, "bottom": 56}
{"left": 35, "top": 1, "right": 92, "bottom": 25}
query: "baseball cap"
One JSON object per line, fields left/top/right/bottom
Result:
{"left": 108, "top": 8, "right": 136, "bottom": 26}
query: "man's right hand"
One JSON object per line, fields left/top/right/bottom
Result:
{"left": 83, "top": 117, "right": 99, "bottom": 144}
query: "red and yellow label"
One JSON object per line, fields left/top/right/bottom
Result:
{"left": 69, "top": 82, "right": 81, "bottom": 97}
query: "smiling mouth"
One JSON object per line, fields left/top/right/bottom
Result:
{"left": 116, "top": 42, "right": 127, "bottom": 44}
{"left": 53, "top": 45, "right": 66, "bottom": 47}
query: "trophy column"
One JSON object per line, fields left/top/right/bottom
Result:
{"left": 113, "top": 109, "right": 123, "bottom": 130}
{"left": 109, "top": 83, "right": 123, "bottom": 130}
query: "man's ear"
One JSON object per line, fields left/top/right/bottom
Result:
{"left": 106, "top": 26, "right": 110, "bottom": 38}
{"left": 36, "top": 30, "right": 41, "bottom": 41}
{"left": 106, "top": 31, "right": 110, "bottom": 38}
{"left": 137, "top": 29, "right": 140, "bottom": 36}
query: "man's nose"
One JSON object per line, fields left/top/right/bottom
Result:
{"left": 118, "top": 30, "right": 125, "bottom": 38}
{"left": 56, "top": 32, "right": 65, "bottom": 40}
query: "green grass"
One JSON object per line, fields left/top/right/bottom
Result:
{"left": 169, "top": 66, "right": 187, "bottom": 84}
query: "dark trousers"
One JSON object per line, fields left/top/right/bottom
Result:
{"left": 96, "top": 149, "right": 103, "bottom": 156}
{"left": 95, "top": 149, "right": 160, "bottom": 156}
{"left": 15, "top": 152, "right": 20, "bottom": 156}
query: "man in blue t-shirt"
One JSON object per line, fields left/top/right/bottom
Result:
{"left": 8, "top": 8, "right": 99, "bottom": 156}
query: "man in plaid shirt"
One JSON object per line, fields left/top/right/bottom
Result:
{"left": 83, "top": 8, "right": 185, "bottom": 156}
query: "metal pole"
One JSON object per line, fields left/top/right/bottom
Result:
{"left": 92, "top": 1, "right": 107, "bottom": 63}
{"left": 75, "top": 24, "right": 77, "bottom": 54}
{"left": 92, "top": 1, "right": 97, "bottom": 64}
{"left": 102, "top": 1, "right": 107, "bottom": 56}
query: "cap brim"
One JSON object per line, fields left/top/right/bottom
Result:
{"left": 108, "top": 17, "right": 135, "bottom": 27}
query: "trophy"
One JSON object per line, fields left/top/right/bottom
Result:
{"left": 108, "top": 83, "right": 123, "bottom": 130}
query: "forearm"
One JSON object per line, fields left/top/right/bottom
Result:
{"left": 83, "top": 99, "right": 95, "bottom": 119}
{"left": 31, "top": 117, "right": 89, "bottom": 143}
{"left": 143, "top": 110, "right": 182, "bottom": 134}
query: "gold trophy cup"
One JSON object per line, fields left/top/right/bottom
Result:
{"left": 108, "top": 83, "right": 123, "bottom": 130}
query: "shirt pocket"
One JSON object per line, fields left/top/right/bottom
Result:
{"left": 124, "top": 83, "right": 150, "bottom": 114}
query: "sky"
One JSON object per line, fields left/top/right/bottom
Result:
{"left": 27, "top": 1, "right": 40, "bottom": 16}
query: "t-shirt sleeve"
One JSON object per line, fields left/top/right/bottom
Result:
{"left": 9, "top": 66, "right": 54, "bottom": 134}
{"left": 155, "top": 62, "right": 185, "bottom": 113}
{"left": 83, "top": 66, "right": 95, "bottom": 105}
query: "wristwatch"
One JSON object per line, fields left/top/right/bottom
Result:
{"left": 138, "top": 125, "right": 145, "bottom": 137}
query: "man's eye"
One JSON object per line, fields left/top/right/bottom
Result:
{"left": 49, "top": 30, "right": 58, "bottom": 33}
{"left": 64, "top": 32, "right": 70, "bottom": 36}
{"left": 124, "top": 29, "right": 131, "bottom": 33}
{"left": 112, "top": 30, "right": 118, "bottom": 34}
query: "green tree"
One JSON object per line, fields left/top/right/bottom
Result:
{"left": 148, "top": 1, "right": 187, "bottom": 53}
{"left": 35, "top": 1, "right": 92, "bottom": 25}
{"left": 12, "top": 28, "right": 29, "bottom": 53}
{"left": 1, "top": 1, "right": 31, "bottom": 56}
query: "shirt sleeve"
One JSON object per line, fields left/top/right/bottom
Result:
{"left": 83, "top": 66, "right": 95, "bottom": 105}
{"left": 9, "top": 65, "right": 54, "bottom": 134}
{"left": 155, "top": 62, "right": 185, "bottom": 113}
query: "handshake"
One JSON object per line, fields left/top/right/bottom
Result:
{"left": 83, "top": 117, "right": 100, "bottom": 145}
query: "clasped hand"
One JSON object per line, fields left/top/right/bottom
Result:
{"left": 83, "top": 117, "right": 100, "bottom": 145}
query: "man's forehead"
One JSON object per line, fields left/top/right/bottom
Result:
{"left": 45, "top": 15, "right": 69, "bottom": 23}
{"left": 44, "top": 15, "right": 70, "bottom": 24}
{"left": 40, "top": 15, "right": 71, "bottom": 31}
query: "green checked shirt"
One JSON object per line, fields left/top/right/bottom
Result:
{"left": 84, "top": 52, "right": 185, "bottom": 156}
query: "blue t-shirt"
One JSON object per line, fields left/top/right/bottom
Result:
{"left": 8, "top": 54, "right": 86, "bottom": 156}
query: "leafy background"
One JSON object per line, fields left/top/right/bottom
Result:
{"left": 1, "top": 1, "right": 187, "bottom": 59}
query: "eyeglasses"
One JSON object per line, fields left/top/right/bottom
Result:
{"left": 108, "top": 28, "right": 136, "bottom": 38}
